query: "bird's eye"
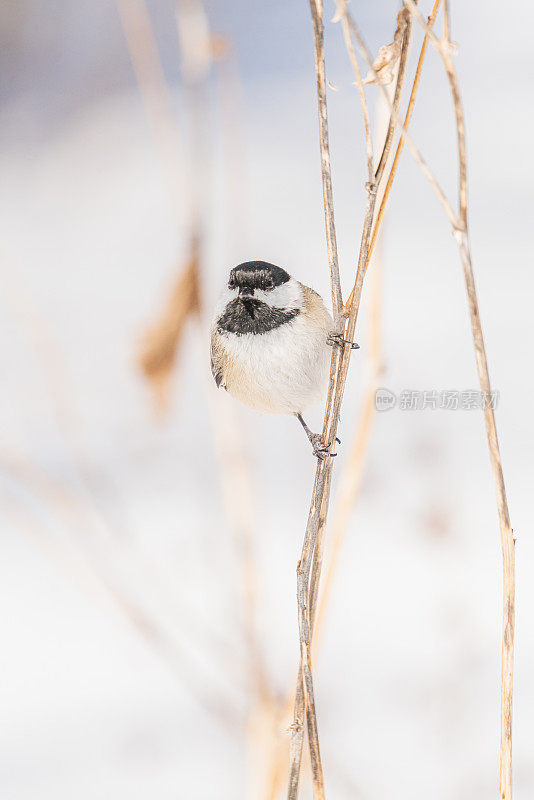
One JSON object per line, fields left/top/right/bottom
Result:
{"left": 228, "top": 279, "right": 236, "bottom": 290}
{"left": 265, "top": 279, "right": 274, "bottom": 290}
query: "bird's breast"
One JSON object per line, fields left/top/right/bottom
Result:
{"left": 216, "top": 312, "right": 331, "bottom": 415}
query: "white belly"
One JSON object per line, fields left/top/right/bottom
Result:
{"left": 220, "top": 314, "right": 331, "bottom": 415}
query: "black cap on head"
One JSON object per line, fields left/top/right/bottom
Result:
{"left": 229, "top": 261, "right": 290, "bottom": 291}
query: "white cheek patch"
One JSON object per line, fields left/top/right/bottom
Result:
{"left": 213, "top": 285, "right": 238, "bottom": 322}
{"left": 256, "top": 279, "right": 302, "bottom": 309}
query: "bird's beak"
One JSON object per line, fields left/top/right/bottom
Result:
{"left": 239, "top": 286, "right": 254, "bottom": 299}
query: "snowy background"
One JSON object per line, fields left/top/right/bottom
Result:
{"left": 1, "top": 1, "right": 532, "bottom": 798}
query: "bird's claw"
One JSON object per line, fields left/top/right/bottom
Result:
{"left": 327, "top": 332, "right": 360, "bottom": 350}
{"left": 315, "top": 445, "right": 337, "bottom": 460}
{"left": 309, "top": 432, "right": 337, "bottom": 459}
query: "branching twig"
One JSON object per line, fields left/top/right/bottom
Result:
{"left": 346, "top": 12, "right": 457, "bottom": 228}
{"left": 345, "top": 0, "right": 441, "bottom": 314}
{"left": 367, "top": 0, "right": 442, "bottom": 269}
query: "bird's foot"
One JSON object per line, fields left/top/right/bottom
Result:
{"left": 309, "top": 432, "right": 339, "bottom": 459}
{"left": 327, "top": 332, "right": 360, "bottom": 350}
{"left": 296, "top": 413, "right": 340, "bottom": 458}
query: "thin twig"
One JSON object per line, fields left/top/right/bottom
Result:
{"left": 438, "top": 8, "right": 513, "bottom": 796}
{"left": 338, "top": 10, "right": 373, "bottom": 183}
{"left": 345, "top": 11, "right": 457, "bottom": 228}
{"left": 309, "top": 0, "right": 343, "bottom": 325}
{"left": 344, "top": 0, "right": 441, "bottom": 314}
{"left": 401, "top": 4, "right": 515, "bottom": 795}
{"left": 367, "top": 0, "right": 442, "bottom": 268}
{"left": 373, "top": 6, "right": 412, "bottom": 186}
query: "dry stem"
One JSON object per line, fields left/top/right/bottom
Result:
{"left": 288, "top": 6, "right": 413, "bottom": 796}
{"left": 309, "top": 0, "right": 343, "bottom": 325}
{"left": 345, "top": 3, "right": 515, "bottom": 796}
{"left": 402, "top": 6, "right": 515, "bottom": 797}
{"left": 138, "top": 246, "right": 201, "bottom": 408}
{"left": 344, "top": 0, "right": 441, "bottom": 314}
{"left": 373, "top": 7, "right": 412, "bottom": 186}
{"left": 367, "top": 0, "right": 442, "bottom": 268}
{"left": 346, "top": 12, "right": 457, "bottom": 228}
{"left": 339, "top": 11, "right": 373, "bottom": 183}
{"left": 314, "top": 229, "right": 382, "bottom": 652}
{"left": 317, "top": 0, "right": 441, "bottom": 649}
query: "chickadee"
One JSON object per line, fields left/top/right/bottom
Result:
{"left": 210, "top": 260, "right": 356, "bottom": 457}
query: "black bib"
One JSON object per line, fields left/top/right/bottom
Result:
{"left": 217, "top": 298, "right": 299, "bottom": 336}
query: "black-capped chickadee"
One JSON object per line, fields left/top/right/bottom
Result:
{"left": 210, "top": 260, "right": 355, "bottom": 457}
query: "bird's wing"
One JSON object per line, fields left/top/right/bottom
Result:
{"left": 210, "top": 329, "right": 226, "bottom": 389}
{"left": 300, "top": 282, "right": 334, "bottom": 330}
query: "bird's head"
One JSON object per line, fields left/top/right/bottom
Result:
{"left": 226, "top": 261, "right": 302, "bottom": 310}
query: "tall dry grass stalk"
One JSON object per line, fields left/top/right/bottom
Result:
{"left": 311, "top": 0, "right": 442, "bottom": 654}
{"left": 287, "top": 3, "right": 413, "bottom": 796}
{"left": 343, "top": 2, "right": 515, "bottom": 797}
{"left": 313, "top": 187, "right": 383, "bottom": 657}
{"left": 278, "top": 10, "right": 444, "bottom": 796}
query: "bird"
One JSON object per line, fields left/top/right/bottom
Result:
{"left": 210, "top": 260, "right": 357, "bottom": 457}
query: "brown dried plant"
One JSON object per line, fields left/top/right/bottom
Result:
{"left": 249, "top": 11, "right": 441, "bottom": 796}
{"left": 338, "top": 2, "right": 515, "bottom": 799}
{"left": 138, "top": 245, "right": 201, "bottom": 410}
{"left": 287, "top": 2, "right": 413, "bottom": 797}
{"left": 288, "top": 1, "right": 514, "bottom": 797}
{"left": 314, "top": 0, "right": 443, "bottom": 656}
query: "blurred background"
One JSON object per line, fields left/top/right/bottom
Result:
{"left": 1, "top": 1, "right": 532, "bottom": 798}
